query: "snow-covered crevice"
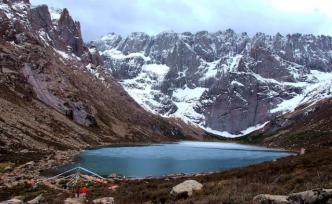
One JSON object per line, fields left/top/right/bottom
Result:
{"left": 101, "top": 49, "right": 150, "bottom": 61}
{"left": 49, "top": 7, "right": 62, "bottom": 23}
{"left": 122, "top": 69, "right": 209, "bottom": 125}
{"left": 199, "top": 54, "right": 243, "bottom": 81}
{"left": 250, "top": 71, "right": 308, "bottom": 88}
{"left": 85, "top": 63, "right": 105, "bottom": 82}
{"left": 227, "top": 54, "right": 243, "bottom": 72}
{"left": 271, "top": 70, "right": 332, "bottom": 113}
{"left": 171, "top": 86, "right": 207, "bottom": 124}
{"left": 199, "top": 59, "right": 221, "bottom": 80}
{"left": 54, "top": 49, "right": 81, "bottom": 62}
{"left": 37, "top": 30, "right": 52, "bottom": 46}
{"left": 121, "top": 64, "right": 170, "bottom": 113}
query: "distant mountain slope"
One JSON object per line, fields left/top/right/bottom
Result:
{"left": 0, "top": 0, "right": 205, "bottom": 155}
{"left": 91, "top": 30, "right": 332, "bottom": 136}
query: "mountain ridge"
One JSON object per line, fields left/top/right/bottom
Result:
{"left": 91, "top": 29, "right": 332, "bottom": 136}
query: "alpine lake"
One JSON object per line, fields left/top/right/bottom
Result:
{"left": 56, "top": 141, "right": 294, "bottom": 178}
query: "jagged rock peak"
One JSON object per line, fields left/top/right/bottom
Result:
{"left": 59, "top": 8, "right": 70, "bottom": 21}
{"left": 56, "top": 8, "right": 84, "bottom": 56}
{"left": 58, "top": 8, "right": 80, "bottom": 28}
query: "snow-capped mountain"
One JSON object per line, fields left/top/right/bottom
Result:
{"left": 91, "top": 30, "right": 332, "bottom": 136}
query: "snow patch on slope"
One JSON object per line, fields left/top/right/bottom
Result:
{"left": 49, "top": 7, "right": 62, "bottom": 22}
{"left": 38, "top": 30, "right": 51, "bottom": 46}
{"left": 143, "top": 64, "right": 169, "bottom": 80}
{"left": 171, "top": 87, "right": 207, "bottom": 123}
{"left": 199, "top": 59, "right": 220, "bottom": 80}
{"left": 102, "top": 49, "right": 150, "bottom": 61}
{"left": 204, "top": 122, "right": 270, "bottom": 138}
{"left": 121, "top": 64, "right": 170, "bottom": 113}
{"left": 228, "top": 54, "right": 242, "bottom": 71}
{"left": 54, "top": 49, "right": 81, "bottom": 62}
{"left": 0, "top": 2, "right": 14, "bottom": 18}
{"left": 271, "top": 70, "right": 332, "bottom": 113}
{"left": 85, "top": 64, "right": 105, "bottom": 81}
{"left": 231, "top": 80, "right": 244, "bottom": 87}
{"left": 199, "top": 54, "right": 242, "bottom": 81}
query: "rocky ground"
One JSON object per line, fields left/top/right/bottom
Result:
{"left": 0, "top": 150, "right": 79, "bottom": 189}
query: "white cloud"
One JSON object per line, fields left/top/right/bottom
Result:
{"left": 268, "top": 0, "right": 332, "bottom": 16}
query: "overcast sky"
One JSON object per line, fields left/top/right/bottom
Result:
{"left": 31, "top": 0, "right": 332, "bottom": 41}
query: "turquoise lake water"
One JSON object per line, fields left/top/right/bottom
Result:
{"left": 60, "top": 141, "right": 293, "bottom": 177}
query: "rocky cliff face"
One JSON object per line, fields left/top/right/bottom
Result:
{"left": 0, "top": 0, "right": 205, "bottom": 154}
{"left": 91, "top": 29, "right": 332, "bottom": 135}
{"left": 240, "top": 98, "right": 332, "bottom": 150}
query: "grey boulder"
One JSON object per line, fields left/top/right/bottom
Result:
{"left": 170, "top": 180, "right": 203, "bottom": 196}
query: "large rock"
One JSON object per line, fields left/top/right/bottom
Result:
{"left": 288, "top": 189, "right": 332, "bottom": 204}
{"left": 253, "top": 194, "right": 289, "bottom": 204}
{"left": 93, "top": 197, "right": 115, "bottom": 204}
{"left": 170, "top": 180, "right": 203, "bottom": 196}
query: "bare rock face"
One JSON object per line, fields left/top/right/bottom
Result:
{"left": 57, "top": 8, "right": 84, "bottom": 56}
{"left": 92, "top": 30, "right": 332, "bottom": 134}
{"left": 26, "top": 4, "right": 85, "bottom": 57}
{"left": 27, "top": 5, "right": 52, "bottom": 32}
{"left": 71, "top": 102, "right": 97, "bottom": 127}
